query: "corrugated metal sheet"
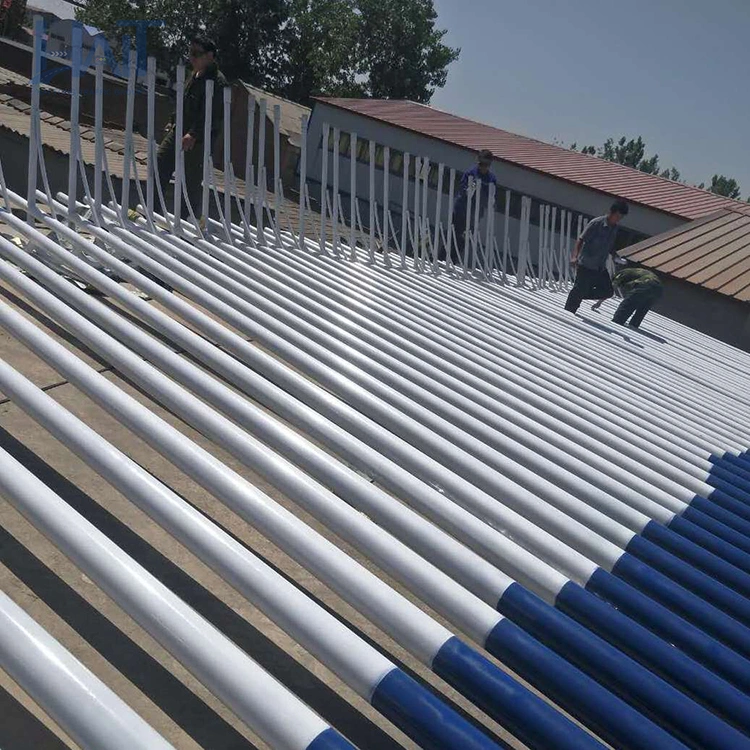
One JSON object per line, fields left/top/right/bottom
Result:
{"left": 622, "top": 208, "right": 750, "bottom": 302}
{"left": 317, "top": 97, "right": 746, "bottom": 222}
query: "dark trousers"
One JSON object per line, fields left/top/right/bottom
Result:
{"left": 613, "top": 286, "right": 662, "bottom": 328}
{"left": 156, "top": 128, "right": 204, "bottom": 219}
{"left": 564, "top": 266, "right": 613, "bottom": 313}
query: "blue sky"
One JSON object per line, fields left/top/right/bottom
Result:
{"left": 431, "top": 0, "right": 750, "bottom": 198}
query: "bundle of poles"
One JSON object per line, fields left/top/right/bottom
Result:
{"left": 1, "top": 16, "right": 750, "bottom": 750}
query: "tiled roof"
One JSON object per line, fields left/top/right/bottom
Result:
{"left": 240, "top": 82, "right": 310, "bottom": 144}
{"left": 622, "top": 207, "right": 750, "bottom": 302}
{"left": 315, "top": 97, "right": 747, "bottom": 222}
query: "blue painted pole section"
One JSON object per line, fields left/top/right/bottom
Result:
{"left": 307, "top": 729, "right": 358, "bottom": 750}
{"left": 370, "top": 668, "right": 505, "bottom": 750}
{"left": 627, "top": 531, "right": 750, "bottom": 623}
{"left": 706, "top": 477, "right": 750, "bottom": 508}
{"left": 669, "top": 513, "right": 750, "bottom": 574}
{"left": 714, "top": 454, "right": 750, "bottom": 484}
{"left": 581, "top": 570, "right": 750, "bottom": 696}
{"left": 432, "top": 636, "right": 607, "bottom": 750}
{"left": 709, "top": 463, "right": 750, "bottom": 496}
{"left": 611, "top": 552, "right": 750, "bottom": 657}
{"left": 503, "top": 583, "right": 750, "bottom": 745}
{"left": 640, "top": 520, "right": 750, "bottom": 600}
{"left": 491, "top": 592, "right": 691, "bottom": 750}
{"left": 686, "top": 495, "right": 750, "bottom": 540}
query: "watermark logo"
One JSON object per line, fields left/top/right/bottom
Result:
{"left": 39, "top": 19, "right": 165, "bottom": 88}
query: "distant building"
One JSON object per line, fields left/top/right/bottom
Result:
{"left": 45, "top": 17, "right": 103, "bottom": 63}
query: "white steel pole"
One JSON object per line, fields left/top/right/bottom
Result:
{"left": 332, "top": 127, "right": 340, "bottom": 255}
{"left": 0, "top": 590, "right": 176, "bottom": 750}
{"left": 369, "top": 140, "right": 376, "bottom": 263}
{"left": 0, "top": 446, "right": 344, "bottom": 750}
{"left": 349, "top": 132, "right": 357, "bottom": 257}
{"left": 256, "top": 98, "right": 267, "bottom": 244}
{"left": 298, "top": 113, "right": 308, "bottom": 249}
{"left": 273, "top": 103, "right": 281, "bottom": 241}
{"left": 173, "top": 65, "right": 185, "bottom": 231}
{"left": 400, "top": 153, "right": 410, "bottom": 267}
{"left": 319, "top": 122, "right": 329, "bottom": 253}
{"left": 67, "top": 24, "right": 82, "bottom": 222}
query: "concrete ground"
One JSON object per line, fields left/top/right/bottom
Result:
{"left": 0, "top": 218, "right": 539, "bottom": 749}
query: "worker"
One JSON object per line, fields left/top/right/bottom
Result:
{"left": 610, "top": 265, "right": 663, "bottom": 328}
{"left": 156, "top": 36, "right": 227, "bottom": 220}
{"left": 564, "top": 200, "right": 629, "bottom": 314}
{"left": 441, "top": 149, "right": 497, "bottom": 262}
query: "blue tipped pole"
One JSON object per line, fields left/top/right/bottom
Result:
{"left": 640, "top": 520, "right": 750, "bottom": 599}
{"left": 668, "top": 513, "right": 750, "bottom": 575}
{"left": 626, "top": 531, "right": 750, "bottom": 624}
{"left": 611, "top": 551, "right": 750, "bottom": 657}
{"left": 432, "top": 637, "right": 606, "bottom": 750}
{"left": 500, "top": 582, "right": 750, "bottom": 747}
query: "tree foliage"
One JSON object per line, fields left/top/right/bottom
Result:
{"left": 707, "top": 174, "right": 741, "bottom": 200}
{"left": 76, "top": 0, "right": 459, "bottom": 104}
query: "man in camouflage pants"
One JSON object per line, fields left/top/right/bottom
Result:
{"left": 610, "top": 266, "right": 663, "bottom": 328}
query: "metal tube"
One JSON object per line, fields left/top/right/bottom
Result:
{"left": 0, "top": 445, "right": 345, "bottom": 750}
{"left": 0, "top": 590, "right": 176, "bottom": 750}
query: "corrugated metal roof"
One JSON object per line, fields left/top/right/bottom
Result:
{"left": 622, "top": 208, "right": 750, "bottom": 302}
{"left": 316, "top": 97, "right": 746, "bottom": 222}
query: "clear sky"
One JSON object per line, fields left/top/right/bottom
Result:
{"left": 431, "top": 0, "right": 750, "bottom": 198}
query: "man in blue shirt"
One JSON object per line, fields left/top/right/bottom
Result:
{"left": 442, "top": 150, "right": 498, "bottom": 262}
{"left": 564, "top": 200, "right": 629, "bottom": 313}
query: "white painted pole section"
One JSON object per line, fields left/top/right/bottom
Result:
{"left": 93, "top": 37, "right": 105, "bottom": 218}
{"left": 120, "top": 51, "right": 137, "bottom": 221}
{"left": 382, "top": 146, "right": 392, "bottom": 268}
{"left": 0, "top": 446, "right": 333, "bottom": 750}
{"left": 67, "top": 24, "right": 82, "bottom": 221}
{"left": 273, "top": 103, "right": 281, "bottom": 240}
{"left": 421, "top": 159, "right": 430, "bottom": 269}
{"left": 298, "top": 113, "right": 307, "bottom": 249}
{"left": 332, "top": 127, "right": 340, "bottom": 255}
{"left": 350, "top": 132, "right": 357, "bottom": 257}
{"left": 146, "top": 57, "right": 156, "bottom": 220}
{"left": 173, "top": 65, "right": 185, "bottom": 231}
{"left": 0, "top": 590, "right": 176, "bottom": 750}
{"left": 256, "top": 98, "right": 267, "bottom": 244}
{"left": 412, "top": 156, "right": 421, "bottom": 269}
{"left": 433, "top": 163, "right": 444, "bottom": 272}
{"left": 27, "top": 16, "right": 43, "bottom": 221}
{"left": 244, "top": 92, "right": 255, "bottom": 241}
{"left": 200, "top": 79, "right": 214, "bottom": 224}
{"left": 446, "top": 168, "right": 456, "bottom": 270}
{"left": 223, "top": 86, "right": 232, "bottom": 235}
{"left": 320, "top": 122, "right": 329, "bottom": 253}
{"left": 369, "top": 140, "right": 376, "bottom": 262}
{"left": 400, "top": 153, "right": 410, "bottom": 267}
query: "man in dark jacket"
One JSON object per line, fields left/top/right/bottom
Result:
{"left": 157, "top": 36, "right": 227, "bottom": 219}
{"left": 610, "top": 266, "right": 663, "bottom": 328}
{"left": 564, "top": 200, "right": 629, "bottom": 313}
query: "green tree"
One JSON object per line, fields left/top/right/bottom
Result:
{"left": 283, "top": 0, "right": 361, "bottom": 104}
{"left": 355, "top": 0, "right": 459, "bottom": 102}
{"left": 570, "top": 135, "right": 682, "bottom": 180}
{"left": 76, "top": 0, "right": 458, "bottom": 103}
{"left": 707, "top": 174, "right": 741, "bottom": 199}
{"left": 77, "top": 0, "right": 289, "bottom": 88}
